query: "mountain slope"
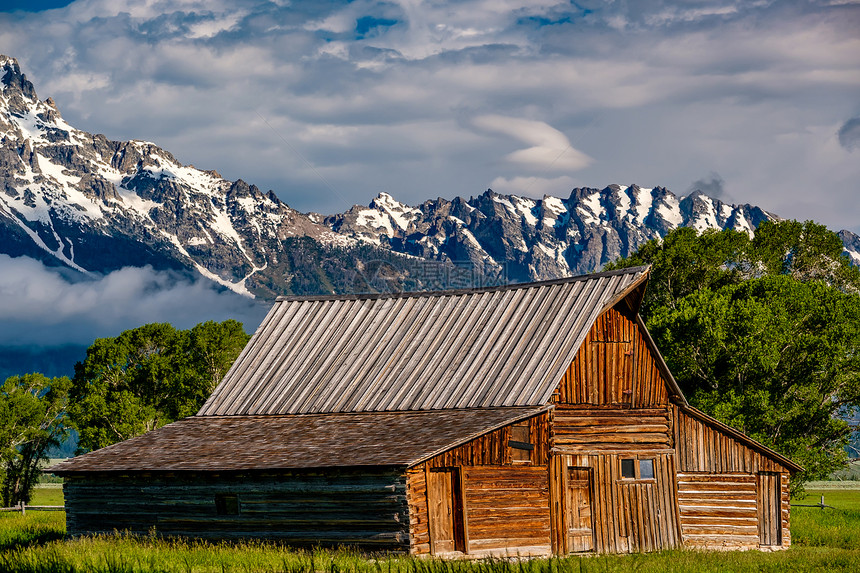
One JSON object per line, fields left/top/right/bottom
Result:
{"left": 325, "top": 186, "right": 775, "bottom": 282}
{"left": 2, "top": 54, "right": 856, "bottom": 299}
{"left": 0, "top": 55, "right": 350, "bottom": 298}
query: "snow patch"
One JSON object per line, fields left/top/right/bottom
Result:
{"left": 656, "top": 194, "right": 683, "bottom": 228}
{"left": 356, "top": 208, "right": 394, "bottom": 237}
{"left": 578, "top": 192, "right": 602, "bottom": 226}
{"left": 371, "top": 192, "right": 419, "bottom": 231}
{"left": 36, "top": 154, "right": 103, "bottom": 221}
{"left": 513, "top": 196, "right": 538, "bottom": 227}
{"left": 634, "top": 188, "right": 653, "bottom": 224}
{"left": 492, "top": 195, "right": 516, "bottom": 212}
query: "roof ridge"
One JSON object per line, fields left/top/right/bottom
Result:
{"left": 275, "top": 265, "right": 650, "bottom": 302}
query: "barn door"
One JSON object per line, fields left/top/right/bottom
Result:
{"left": 427, "top": 468, "right": 466, "bottom": 554}
{"left": 757, "top": 472, "right": 782, "bottom": 546}
{"left": 566, "top": 467, "right": 595, "bottom": 552}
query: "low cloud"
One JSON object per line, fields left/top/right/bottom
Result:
{"left": 838, "top": 117, "right": 860, "bottom": 151}
{"left": 688, "top": 172, "right": 726, "bottom": 200}
{"left": 473, "top": 115, "right": 594, "bottom": 172}
{"left": 0, "top": 255, "right": 270, "bottom": 347}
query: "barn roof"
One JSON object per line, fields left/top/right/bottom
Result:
{"left": 50, "top": 407, "right": 547, "bottom": 474}
{"left": 198, "top": 266, "right": 651, "bottom": 416}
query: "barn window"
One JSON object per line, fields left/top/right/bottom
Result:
{"left": 639, "top": 459, "right": 654, "bottom": 479}
{"left": 621, "top": 458, "right": 635, "bottom": 478}
{"left": 509, "top": 421, "right": 533, "bottom": 463}
{"left": 621, "top": 458, "right": 655, "bottom": 480}
{"left": 215, "top": 494, "right": 240, "bottom": 515}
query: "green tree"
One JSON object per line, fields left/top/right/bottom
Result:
{"left": 70, "top": 320, "right": 250, "bottom": 453}
{"left": 649, "top": 277, "right": 860, "bottom": 481}
{"left": 608, "top": 220, "right": 860, "bottom": 488}
{"left": 0, "top": 374, "right": 70, "bottom": 506}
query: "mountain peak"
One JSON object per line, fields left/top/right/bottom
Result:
{"left": 0, "top": 55, "right": 37, "bottom": 102}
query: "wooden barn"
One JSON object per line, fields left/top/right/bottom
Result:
{"left": 52, "top": 266, "right": 801, "bottom": 556}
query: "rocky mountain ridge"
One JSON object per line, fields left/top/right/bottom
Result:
{"left": 2, "top": 55, "right": 858, "bottom": 299}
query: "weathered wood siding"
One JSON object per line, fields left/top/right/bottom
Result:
{"left": 463, "top": 466, "right": 551, "bottom": 554}
{"left": 672, "top": 405, "right": 787, "bottom": 474}
{"left": 547, "top": 304, "right": 680, "bottom": 554}
{"left": 408, "top": 413, "right": 552, "bottom": 555}
{"left": 64, "top": 469, "right": 410, "bottom": 550}
{"left": 424, "top": 412, "right": 551, "bottom": 469}
{"left": 671, "top": 406, "right": 791, "bottom": 548}
{"left": 554, "top": 306, "right": 669, "bottom": 407}
{"left": 677, "top": 473, "right": 759, "bottom": 549}
{"left": 549, "top": 453, "right": 681, "bottom": 554}
{"left": 552, "top": 406, "right": 672, "bottom": 452}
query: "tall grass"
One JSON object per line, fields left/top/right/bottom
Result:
{"left": 2, "top": 489, "right": 860, "bottom": 573}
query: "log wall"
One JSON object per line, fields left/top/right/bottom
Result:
{"left": 554, "top": 307, "right": 669, "bottom": 407}
{"left": 677, "top": 473, "right": 759, "bottom": 549}
{"left": 408, "top": 412, "right": 553, "bottom": 555}
{"left": 63, "top": 469, "right": 410, "bottom": 550}
{"left": 552, "top": 406, "right": 672, "bottom": 453}
{"left": 463, "top": 466, "right": 551, "bottom": 554}
{"left": 672, "top": 406, "right": 791, "bottom": 548}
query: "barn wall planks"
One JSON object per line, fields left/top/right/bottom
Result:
{"left": 671, "top": 406, "right": 786, "bottom": 474}
{"left": 408, "top": 413, "right": 553, "bottom": 555}
{"left": 552, "top": 406, "right": 672, "bottom": 453}
{"left": 408, "top": 464, "right": 552, "bottom": 555}
{"left": 406, "top": 468, "right": 430, "bottom": 554}
{"left": 677, "top": 473, "right": 760, "bottom": 550}
{"left": 424, "top": 412, "right": 551, "bottom": 469}
{"left": 462, "top": 466, "right": 551, "bottom": 553}
{"left": 554, "top": 306, "right": 669, "bottom": 407}
{"left": 671, "top": 407, "right": 791, "bottom": 549}
{"left": 551, "top": 453, "right": 680, "bottom": 554}
{"left": 64, "top": 469, "right": 410, "bottom": 551}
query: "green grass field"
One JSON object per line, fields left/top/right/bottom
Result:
{"left": 2, "top": 487, "right": 859, "bottom": 573}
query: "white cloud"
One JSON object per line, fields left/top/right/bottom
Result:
{"left": 0, "top": 0, "right": 857, "bottom": 226}
{"left": 472, "top": 115, "right": 594, "bottom": 171}
{"left": 0, "top": 255, "right": 269, "bottom": 347}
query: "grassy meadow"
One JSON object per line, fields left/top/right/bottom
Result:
{"left": 1, "top": 487, "right": 859, "bottom": 573}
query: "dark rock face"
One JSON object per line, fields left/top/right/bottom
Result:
{"left": 1, "top": 54, "right": 855, "bottom": 300}
{"left": 323, "top": 185, "right": 783, "bottom": 283}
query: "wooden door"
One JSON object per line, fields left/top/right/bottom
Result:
{"left": 757, "top": 472, "right": 782, "bottom": 546}
{"left": 427, "top": 468, "right": 466, "bottom": 554}
{"left": 566, "top": 467, "right": 595, "bottom": 552}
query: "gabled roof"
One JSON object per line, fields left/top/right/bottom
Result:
{"left": 198, "top": 266, "right": 650, "bottom": 416}
{"left": 50, "top": 407, "right": 548, "bottom": 474}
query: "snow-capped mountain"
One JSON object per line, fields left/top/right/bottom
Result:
{"left": 0, "top": 55, "right": 344, "bottom": 298}
{"left": 326, "top": 186, "right": 775, "bottom": 282}
{"left": 2, "top": 55, "right": 856, "bottom": 298}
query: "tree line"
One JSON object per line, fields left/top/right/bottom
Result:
{"left": 0, "top": 320, "right": 249, "bottom": 506}
{"left": 2, "top": 219, "right": 859, "bottom": 503}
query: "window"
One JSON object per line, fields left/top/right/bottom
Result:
{"left": 620, "top": 458, "right": 655, "bottom": 480}
{"left": 639, "top": 459, "right": 654, "bottom": 479}
{"left": 215, "top": 494, "right": 240, "bottom": 515}
{"left": 621, "top": 458, "right": 636, "bottom": 478}
{"left": 509, "top": 422, "right": 533, "bottom": 463}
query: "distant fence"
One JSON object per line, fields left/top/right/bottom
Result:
{"left": 790, "top": 495, "right": 835, "bottom": 510}
{"left": 0, "top": 502, "right": 64, "bottom": 514}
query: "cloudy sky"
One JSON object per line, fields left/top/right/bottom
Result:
{"left": 0, "top": 0, "right": 859, "bottom": 356}
{"left": 1, "top": 0, "right": 858, "bottom": 231}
